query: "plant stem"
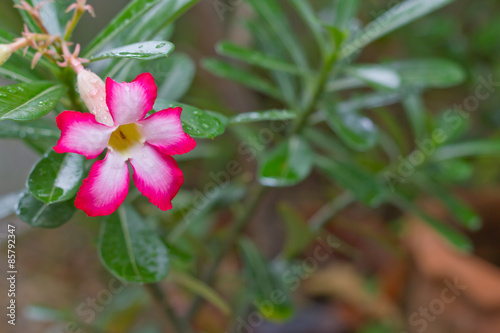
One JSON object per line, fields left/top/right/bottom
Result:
{"left": 64, "top": 10, "right": 84, "bottom": 41}
{"left": 289, "top": 52, "right": 338, "bottom": 134}
{"left": 308, "top": 192, "right": 355, "bottom": 234}
{"left": 186, "top": 184, "right": 267, "bottom": 320}
{"left": 145, "top": 283, "right": 193, "bottom": 333}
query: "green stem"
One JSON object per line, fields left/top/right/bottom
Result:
{"left": 186, "top": 184, "right": 267, "bottom": 320}
{"left": 308, "top": 192, "right": 355, "bottom": 234}
{"left": 145, "top": 283, "right": 193, "bottom": 333}
{"left": 64, "top": 10, "right": 84, "bottom": 41}
{"left": 60, "top": 68, "right": 84, "bottom": 111}
{"left": 289, "top": 52, "right": 338, "bottom": 134}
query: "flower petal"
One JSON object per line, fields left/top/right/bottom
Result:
{"left": 54, "top": 111, "right": 113, "bottom": 159}
{"left": 130, "top": 144, "right": 183, "bottom": 211}
{"left": 139, "top": 107, "right": 197, "bottom": 155}
{"left": 75, "top": 150, "right": 129, "bottom": 217}
{"left": 106, "top": 73, "right": 157, "bottom": 125}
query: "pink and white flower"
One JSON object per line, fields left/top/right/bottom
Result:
{"left": 54, "top": 73, "right": 196, "bottom": 217}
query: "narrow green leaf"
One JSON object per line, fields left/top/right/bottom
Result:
{"left": 230, "top": 110, "right": 295, "bottom": 124}
{"left": 246, "top": 0, "right": 309, "bottom": 69}
{"left": 339, "top": 92, "right": 401, "bottom": 112}
{"left": 99, "top": 205, "right": 170, "bottom": 283}
{"left": 316, "top": 156, "right": 387, "bottom": 207}
{"left": 324, "top": 104, "right": 379, "bottom": 151}
{"left": 170, "top": 271, "right": 231, "bottom": 316}
{"left": 289, "top": 0, "right": 326, "bottom": 54}
{"left": 16, "top": 190, "right": 75, "bottom": 228}
{"left": 139, "top": 53, "right": 195, "bottom": 101}
{"left": 402, "top": 93, "right": 428, "bottom": 140}
{"left": 239, "top": 238, "right": 294, "bottom": 322}
{"left": 216, "top": 42, "right": 306, "bottom": 76}
{"left": 124, "top": 0, "right": 199, "bottom": 43}
{"left": 432, "top": 140, "right": 500, "bottom": 161}
{"left": 90, "top": 41, "right": 175, "bottom": 62}
{"left": 246, "top": 21, "right": 298, "bottom": 105}
{"left": 435, "top": 159, "right": 473, "bottom": 183}
{"left": 203, "top": 58, "right": 284, "bottom": 101}
{"left": 333, "top": 0, "right": 361, "bottom": 30}
{"left": 391, "top": 194, "right": 472, "bottom": 252}
{"left": 0, "top": 82, "right": 66, "bottom": 121}
{"left": 83, "top": 0, "right": 163, "bottom": 57}
{"left": 415, "top": 176, "right": 481, "bottom": 231}
{"left": 346, "top": 65, "right": 401, "bottom": 90}
{"left": 277, "top": 202, "right": 314, "bottom": 259}
{"left": 155, "top": 99, "right": 227, "bottom": 139}
{"left": 28, "top": 151, "right": 85, "bottom": 204}
{"left": 340, "top": 0, "right": 455, "bottom": 59}
{"left": 389, "top": 58, "right": 466, "bottom": 88}
{"left": 0, "top": 119, "right": 59, "bottom": 140}
{"left": 35, "top": 0, "right": 64, "bottom": 35}
{"left": 259, "top": 136, "right": 313, "bottom": 187}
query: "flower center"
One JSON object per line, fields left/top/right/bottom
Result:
{"left": 108, "top": 123, "right": 144, "bottom": 157}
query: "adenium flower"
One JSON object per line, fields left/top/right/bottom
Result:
{"left": 54, "top": 73, "right": 196, "bottom": 216}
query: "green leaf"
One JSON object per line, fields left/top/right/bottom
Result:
{"left": 34, "top": 0, "right": 64, "bottom": 35}
{"left": 155, "top": 99, "right": 227, "bottom": 139}
{"left": 143, "top": 53, "right": 195, "bottom": 101}
{"left": 346, "top": 65, "right": 401, "bottom": 90}
{"left": 340, "top": 0, "right": 456, "bottom": 59}
{"left": 415, "top": 177, "right": 481, "bottom": 231}
{"left": 124, "top": 0, "right": 199, "bottom": 43}
{"left": 289, "top": 0, "right": 327, "bottom": 54}
{"left": 435, "top": 159, "right": 473, "bottom": 183}
{"left": 389, "top": 58, "right": 466, "bottom": 88}
{"left": 216, "top": 42, "right": 305, "bottom": 76}
{"left": 316, "top": 156, "right": 387, "bottom": 207}
{"left": 338, "top": 92, "right": 401, "bottom": 112}
{"left": 391, "top": 194, "right": 472, "bottom": 252}
{"left": 27, "top": 151, "right": 85, "bottom": 204}
{"left": 83, "top": 0, "right": 163, "bottom": 57}
{"left": 89, "top": 41, "right": 175, "bottom": 62}
{"left": 230, "top": 110, "right": 296, "bottom": 124}
{"left": 16, "top": 190, "right": 75, "bottom": 228}
{"left": 325, "top": 105, "right": 379, "bottom": 152}
{"left": 277, "top": 203, "right": 314, "bottom": 259}
{"left": 333, "top": 0, "right": 361, "bottom": 30}
{"left": 246, "top": 0, "right": 309, "bottom": 69}
{"left": 203, "top": 58, "right": 284, "bottom": 101}
{"left": 259, "top": 136, "right": 313, "bottom": 187}
{"left": 99, "top": 205, "right": 170, "bottom": 283}
{"left": 246, "top": 21, "right": 298, "bottom": 105}
{"left": 402, "top": 93, "right": 428, "bottom": 140}
{"left": 239, "top": 238, "right": 294, "bottom": 322}
{"left": 170, "top": 271, "right": 231, "bottom": 316}
{"left": 0, "top": 55, "right": 40, "bottom": 83}
{"left": 435, "top": 109, "right": 469, "bottom": 142}
{"left": 432, "top": 140, "right": 500, "bottom": 161}
{"left": 0, "top": 119, "right": 59, "bottom": 140}
{"left": 0, "top": 82, "right": 66, "bottom": 121}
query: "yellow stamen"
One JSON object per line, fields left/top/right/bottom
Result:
{"left": 108, "top": 123, "right": 143, "bottom": 158}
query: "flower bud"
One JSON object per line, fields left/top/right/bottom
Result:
{"left": 0, "top": 44, "right": 13, "bottom": 67}
{"left": 77, "top": 69, "right": 113, "bottom": 126}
